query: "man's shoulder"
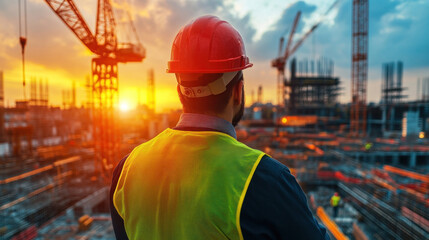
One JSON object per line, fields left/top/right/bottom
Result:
{"left": 255, "top": 155, "right": 291, "bottom": 178}
{"left": 246, "top": 154, "right": 306, "bottom": 207}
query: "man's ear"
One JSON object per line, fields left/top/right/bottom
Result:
{"left": 233, "top": 80, "right": 244, "bottom": 105}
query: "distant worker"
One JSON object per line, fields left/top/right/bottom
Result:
{"left": 109, "top": 15, "right": 330, "bottom": 240}
{"left": 330, "top": 192, "right": 341, "bottom": 218}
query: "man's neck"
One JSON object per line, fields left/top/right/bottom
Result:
{"left": 175, "top": 113, "right": 237, "bottom": 139}
{"left": 183, "top": 110, "right": 233, "bottom": 124}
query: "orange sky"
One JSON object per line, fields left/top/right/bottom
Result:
{"left": 0, "top": 0, "right": 277, "bottom": 112}
{"left": 1, "top": 0, "right": 428, "bottom": 112}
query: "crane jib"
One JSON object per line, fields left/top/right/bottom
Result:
{"left": 44, "top": 0, "right": 145, "bottom": 60}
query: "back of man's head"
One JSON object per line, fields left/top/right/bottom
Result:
{"left": 166, "top": 15, "right": 252, "bottom": 118}
{"left": 177, "top": 71, "right": 243, "bottom": 114}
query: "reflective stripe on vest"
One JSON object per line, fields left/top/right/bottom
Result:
{"left": 331, "top": 196, "right": 340, "bottom": 207}
{"left": 113, "top": 128, "right": 265, "bottom": 240}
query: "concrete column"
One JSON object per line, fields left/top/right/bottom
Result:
{"left": 382, "top": 105, "right": 387, "bottom": 133}
{"left": 390, "top": 107, "right": 395, "bottom": 131}
{"left": 370, "top": 153, "right": 376, "bottom": 164}
{"left": 410, "top": 152, "right": 417, "bottom": 168}
{"left": 367, "top": 111, "right": 372, "bottom": 136}
{"left": 355, "top": 152, "right": 360, "bottom": 162}
{"left": 392, "top": 154, "right": 399, "bottom": 165}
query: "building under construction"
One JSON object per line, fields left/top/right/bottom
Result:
{"left": 286, "top": 57, "right": 341, "bottom": 117}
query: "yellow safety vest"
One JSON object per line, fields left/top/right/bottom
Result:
{"left": 331, "top": 195, "right": 341, "bottom": 207}
{"left": 113, "top": 128, "right": 265, "bottom": 240}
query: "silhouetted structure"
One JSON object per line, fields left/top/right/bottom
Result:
{"left": 45, "top": 0, "right": 145, "bottom": 181}
{"left": 147, "top": 69, "right": 155, "bottom": 115}
{"left": 381, "top": 61, "right": 406, "bottom": 104}
{"left": 257, "top": 85, "right": 263, "bottom": 104}
{"left": 286, "top": 58, "right": 340, "bottom": 116}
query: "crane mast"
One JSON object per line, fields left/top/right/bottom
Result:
{"left": 44, "top": 0, "right": 145, "bottom": 182}
{"left": 350, "top": 0, "right": 368, "bottom": 136}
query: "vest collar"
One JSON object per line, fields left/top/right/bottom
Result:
{"left": 176, "top": 113, "right": 237, "bottom": 139}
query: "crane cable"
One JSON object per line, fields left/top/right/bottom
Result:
{"left": 18, "top": 0, "right": 28, "bottom": 100}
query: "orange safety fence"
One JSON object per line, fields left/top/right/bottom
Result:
{"left": 334, "top": 171, "right": 364, "bottom": 184}
{"left": 0, "top": 165, "right": 53, "bottom": 184}
{"left": 397, "top": 185, "right": 429, "bottom": 205}
{"left": 317, "top": 170, "right": 365, "bottom": 184}
{"left": 352, "top": 222, "right": 368, "bottom": 240}
{"left": 0, "top": 183, "right": 55, "bottom": 210}
{"left": 372, "top": 177, "right": 396, "bottom": 192}
{"left": 316, "top": 207, "right": 349, "bottom": 240}
{"left": 371, "top": 170, "right": 429, "bottom": 205}
{"left": 0, "top": 156, "right": 81, "bottom": 184}
{"left": 383, "top": 165, "right": 429, "bottom": 183}
{"left": 372, "top": 169, "right": 395, "bottom": 183}
{"left": 53, "top": 156, "right": 80, "bottom": 167}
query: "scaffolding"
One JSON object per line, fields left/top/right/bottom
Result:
{"left": 381, "top": 61, "right": 406, "bottom": 104}
{"left": 286, "top": 58, "right": 340, "bottom": 116}
{"left": 30, "top": 77, "right": 49, "bottom": 107}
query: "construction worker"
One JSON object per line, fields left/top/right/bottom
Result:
{"left": 109, "top": 15, "right": 330, "bottom": 240}
{"left": 330, "top": 192, "right": 341, "bottom": 218}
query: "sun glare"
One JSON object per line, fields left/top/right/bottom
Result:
{"left": 119, "top": 102, "right": 130, "bottom": 112}
{"left": 281, "top": 117, "right": 288, "bottom": 124}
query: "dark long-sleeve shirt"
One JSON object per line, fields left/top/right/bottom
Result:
{"left": 110, "top": 113, "right": 330, "bottom": 239}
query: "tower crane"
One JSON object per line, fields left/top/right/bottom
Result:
{"left": 271, "top": 0, "right": 339, "bottom": 112}
{"left": 271, "top": 11, "right": 301, "bottom": 110}
{"left": 350, "top": 0, "right": 368, "bottom": 136}
{"left": 18, "top": 0, "right": 28, "bottom": 100}
{"left": 44, "top": 0, "right": 145, "bottom": 181}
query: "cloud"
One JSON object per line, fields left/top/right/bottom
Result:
{"left": 294, "top": 0, "right": 429, "bottom": 69}
{"left": 1, "top": 0, "right": 428, "bottom": 107}
{"left": 248, "top": 1, "right": 317, "bottom": 61}
{"left": 244, "top": 0, "right": 429, "bottom": 104}
{"left": 114, "top": 0, "right": 261, "bottom": 109}
{"left": 0, "top": 0, "right": 92, "bottom": 76}
{"left": 126, "top": 0, "right": 259, "bottom": 77}
{"left": 369, "top": 0, "right": 429, "bottom": 68}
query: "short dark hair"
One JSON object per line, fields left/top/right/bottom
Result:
{"left": 177, "top": 71, "right": 243, "bottom": 114}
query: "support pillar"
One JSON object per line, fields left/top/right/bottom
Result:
{"left": 410, "top": 152, "right": 416, "bottom": 168}
{"left": 392, "top": 154, "right": 399, "bottom": 165}
{"left": 390, "top": 107, "right": 395, "bottom": 131}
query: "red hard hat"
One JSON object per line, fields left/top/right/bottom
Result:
{"left": 167, "top": 15, "right": 253, "bottom": 73}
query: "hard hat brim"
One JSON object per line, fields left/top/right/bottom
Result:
{"left": 167, "top": 62, "right": 253, "bottom": 74}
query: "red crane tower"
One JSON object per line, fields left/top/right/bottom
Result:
{"left": 271, "top": 11, "right": 301, "bottom": 109}
{"left": 350, "top": 0, "right": 368, "bottom": 136}
{"left": 44, "top": 0, "right": 145, "bottom": 180}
